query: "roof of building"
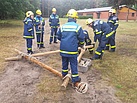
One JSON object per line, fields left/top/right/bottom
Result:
{"left": 77, "top": 5, "right": 136, "bottom": 13}
{"left": 77, "top": 7, "right": 112, "bottom": 13}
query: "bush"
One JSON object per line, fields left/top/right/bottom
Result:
{"left": 62, "top": 15, "right": 93, "bottom": 19}
{"left": 78, "top": 15, "right": 93, "bottom": 19}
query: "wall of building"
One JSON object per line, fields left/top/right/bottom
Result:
{"left": 93, "top": 11, "right": 109, "bottom": 19}
{"left": 118, "top": 12, "right": 136, "bottom": 20}
{"left": 118, "top": 7, "right": 136, "bottom": 20}
{"left": 78, "top": 7, "right": 137, "bottom": 20}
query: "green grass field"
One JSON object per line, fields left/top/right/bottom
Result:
{"left": 0, "top": 19, "right": 137, "bottom": 103}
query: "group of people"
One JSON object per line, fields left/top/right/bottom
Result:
{"left": 23, "top": 8, "right": 59, "bottom": 54}
{"left": 86, "top": 9, "right": 119, "bottom": 60}
{"left": 23, "top": 8, "right": 119, "bottom": 92}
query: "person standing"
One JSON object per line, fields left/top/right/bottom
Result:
{"left": 106, "top": 9, "right": 119, "bottom": 52}
{"left": 57, "top": 9, "right": 88, "bottom": 92}
{"left": 23, "top": 11, "right": 34, "bottom": 55}
{"left": 86, "top": 18, "right": 114, "bottom": 60}
{"left": 49, "top": 8, "right": 60, "bottom": 44}
{"left": 34, "top": 9, "right": 45, "bottom": 49}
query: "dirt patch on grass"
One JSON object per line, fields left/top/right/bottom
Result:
{"left": 0, "top": 23, "right": 122, "bottom": 103}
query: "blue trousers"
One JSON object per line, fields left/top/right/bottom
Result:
{"left": 26, "top": 39, "right": 33, "bottom": 53}
{"left": 36, "top": 32, "right": 44, "bottom": 47}
{"left": 105, "top": 32, "right": 116, "bottom": 51}
{"left": 50, "top": 28, "right": 58, "bottom": 43}
{"left": 94, "top": 36, "right": 109, "bottom": 59}
{"left": 62, "top": 56, "right": 80, "bottom": 83}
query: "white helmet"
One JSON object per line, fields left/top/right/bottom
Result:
{"left": 26, "top": 11, "right": 34, "bottom": 17}
{"left": 86, "top": 18, "right": 93, "bottom": 25}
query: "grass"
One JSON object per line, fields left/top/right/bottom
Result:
{"left": 92, "top": 20, "right": 137, "bottom": 103}
{"left": 0, "top": 19, "right": 137, "bottom": 103}
{"left": 0, "top": 20, "right": 24, "bottom": 73}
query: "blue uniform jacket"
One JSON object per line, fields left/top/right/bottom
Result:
{"left": 57, "top": 18, "right": 84, "bottom": 57}
{"left": 49, "top": 14, "right": 60, "bottom": 28}
{"left": 83, "top": 30, "right": 92, "bottom": 45}
{"left": 92, "top": 20, "right": 113, "bottom": 42}
{"left": 23, "top": 17, "right": 34, "bottom": 39}
{"left": 34, "top": 15, "right": 45, "bottom": 33}
{"left": 107, "top": 15, "right": 119, "bottom": 31}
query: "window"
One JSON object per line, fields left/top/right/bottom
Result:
{"left": 132, "top": 13, "right": 135, "bottom": 17}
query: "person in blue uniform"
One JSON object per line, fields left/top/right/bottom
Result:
{"left": 49, "top": 8, "right": 60, "bottom": 44}
{"left": 83, "top": 30, "right": 94, "bottom": 54}
{"left": 23, "top": 11, "right": 34, "bottom": 55}
{"left": 106, "top": 9, "right": 119, "bottom": 52}
{"left": 34, "top": 9, "right": 45, "bottom": 49}
{"left": 57, "top": 9, "right": 85, "bottom": 86}
{"left": 86, "top": 18, "right": 115, "bottom": 60}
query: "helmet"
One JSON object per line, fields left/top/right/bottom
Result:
{"left": 66, "top": 9, "right": 78, "bottom": 18}
{"left": 26, "top": 11, "right": 34, "bottom": 17}
{"left": 86, "top": 18, "right": 93, "bottom": 25}
{"left": 109, "top": 9, "right": 116, "bottom": 14}
{"left": 83, "top": 30, "right": 88, "bottom": 34}
{"left": 36, "top": 9, "right": 42, "bottom": 15}
{"left": 52, "top": 8, "right": 56, "bottom": 12}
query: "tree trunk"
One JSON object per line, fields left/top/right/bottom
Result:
{"left": 126, "top": 6, "right": 130, "bottom": 22}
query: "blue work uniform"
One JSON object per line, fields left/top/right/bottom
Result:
{"left": 106, "top": 15, "right": 119, "bottom": 51}
{"left": 23, "top": 17, "right": 34, "bottom": 54}
{"left": 57, "top": 18, "right": 84, "bottom": 83}
{"left": 83, "top": 30, "right": 94, "bottom": 54}
{"left": 49, "top": 13, "right": 60, "bottom": 43}
{"left": 34, "top": 15, "right": 45, "bottom": 48}
{"left": 92, "top": 20, "right": 114, "bottom": 59}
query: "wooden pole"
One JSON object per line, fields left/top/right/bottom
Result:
{"left": 5, "top": 45, "right": 94, "bottom": 61}
{"left": 5, "top": 56, "right": 22, "bottom": 61}
{"left": 14, "top": 49, "right": 62, "bottom": 78}
{"left": 32, "top": 50, "right": 60, "bottom": 57}
{"left": 77, "top": 48, "right": 85, "bottom": 63}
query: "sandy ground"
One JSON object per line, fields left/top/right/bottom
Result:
{"left": 0, "top": 26, "right": 122, "bottom": 103}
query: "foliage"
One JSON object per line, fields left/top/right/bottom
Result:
{"left": 0, "top": 0, "right": 40, "bottom": 19}
{"left": 108, "top": 0, "right": 137, "bottom": 7}
{"left": 0, "top": 0, "right": 136, "bottom": 19}
{"left": 78, "top": 15, "right": 93, "bottom": 19}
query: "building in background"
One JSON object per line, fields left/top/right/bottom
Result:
{"left": 118, "top": 5, "right": 136, "bottom": 20}
{"left": 77, "top": 5, "right": 137, "bottom": 20}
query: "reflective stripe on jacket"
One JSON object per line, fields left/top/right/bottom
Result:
{"left": 23, "top": 17, "right": 34, "bottom": 39}
{"left": 34, "top": 15, "right": 45, "bottom": 33}
{"left": 57, "top": 18, "right": 84, "bottom": 57}
{"left": 107, "top": 15, "right": 119, "bottom": 31}
{"left": 92, "top": 20, "right": 112, "bottom": 42}
{"left": 49, "top": 14, "right": 60, "bottom": 27}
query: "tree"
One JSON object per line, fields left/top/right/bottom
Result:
{"left": 0, "top": 0, "right": 40, "bottom": 19}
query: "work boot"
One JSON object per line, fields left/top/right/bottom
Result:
{"left": 54, "top": 41, "right": 58, "bottom": 43}
{"left": 90, "top": 57, "right": 101, "bottom": 60}
{"left": 27, "top": 51, "right": 33, "bottom": 55}
{"left": 104, "top": 47, "right": 109, "bottom": 50}
{"left": 109, "top": 50, "right": 115, "bottom": 52}
{"left": 72, "top": 78, "right": 81, "bottom": 88}
{"left": 40, "top": 46, "right": 45, "bottom": 48}
{"left": 89, "top": 51, "right": 93, "bottom": 54}
{"left": 30, "top": 51, "right": 34, "bottom": 54}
